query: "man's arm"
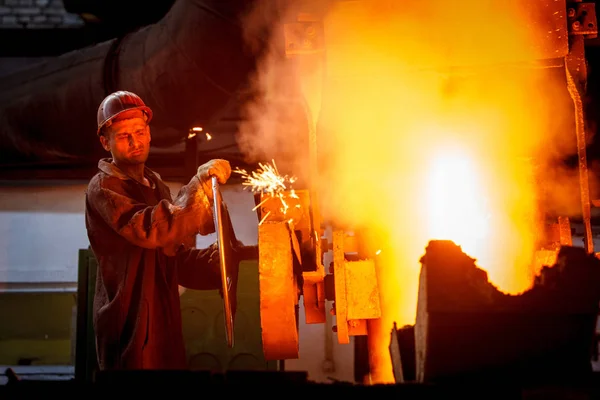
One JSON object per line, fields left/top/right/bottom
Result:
{"left": 176, "top": 244, "right": 221, "bottom": 290}
{"left": 87, "top": 175, "right": 214, "bottom": 251}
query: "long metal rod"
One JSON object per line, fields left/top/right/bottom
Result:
{"left": 566, "top": 67, "right": 594, "bottom": 253}
{"left": 212, "top": 176, "right": 234, "bottom": 348}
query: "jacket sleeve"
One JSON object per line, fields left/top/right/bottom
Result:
{"left": 176, "top": 245, "right": 221, "bottom": 290}
{"left": 87, "top": 175, "right": 215, "bottom": 252}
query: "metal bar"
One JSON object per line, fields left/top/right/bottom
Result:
{"left": 258, "top": 221, "right": 299, "bottom": 360}
{"left": 212, "top": 176, "right": 234, "bottom": 348}
{"left": 75, "top": 249, "right": 90, "bottom": 382}
{"left": 332, "top": 230, "right": 349, "bottom": 344}
{"left": 566, "top": 66, "right": 594, "bottom": 253}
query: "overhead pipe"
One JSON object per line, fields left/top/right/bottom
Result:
{"left": 0, "top": 0, "right": 263, "bottom": 166}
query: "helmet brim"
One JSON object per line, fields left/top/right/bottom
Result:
{"left": 97, "top": 106, "right": 153, "bottom": 135}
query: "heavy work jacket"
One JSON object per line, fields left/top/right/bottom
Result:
{"left": 85, "top": 158, "right": 220, "bottom": 370}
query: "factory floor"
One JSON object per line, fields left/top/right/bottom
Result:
{"left": 2, "top": 372, "right": 600, "bottom": 399}
{"left": 3, "top": 229, "right": 600, "bottom": 395}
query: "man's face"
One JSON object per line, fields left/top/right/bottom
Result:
{"left": 100, "top": 113, "right": 151, "bottom": 166}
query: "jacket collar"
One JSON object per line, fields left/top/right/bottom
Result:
{"left": 98, "top": 158, "right": 161, "bottom": 188}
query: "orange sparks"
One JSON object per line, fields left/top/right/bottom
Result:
{"left": 235, "top": 159, "right": 299, "bottom": 223}
{"left": 234, "top": 159, "right": 296, "bottom": 194}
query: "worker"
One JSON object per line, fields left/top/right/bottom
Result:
{"left": 85, "top": 90, "right": 231, "bottom": 370}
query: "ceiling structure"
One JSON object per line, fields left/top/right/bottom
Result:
{"left": 0, "top": 0, "right": 271, "bottom": 184}
{"left": 2, "top": 0, "right": 600, "bottom": 184}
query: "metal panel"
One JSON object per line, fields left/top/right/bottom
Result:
{"left": 345, "top": 260, "right": 381, "bottom": 321}
{"left": 258, "top": 222, "right": 299, "bottom": 360}
{"left": 75, "top": 248, "right": 98, "bottom": 383}
{"left": 332, "top": 230, "right": 349, "bottom": 344}
{"left": 180, "top": 260, "right": 277, "bottom": 372}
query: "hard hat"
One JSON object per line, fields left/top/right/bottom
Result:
{"left": 96, "top": 90, "right": 153, "bottom": 135}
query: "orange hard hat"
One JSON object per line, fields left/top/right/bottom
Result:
{"left": 96, "top": 91, "right": 153, "bottom": 135}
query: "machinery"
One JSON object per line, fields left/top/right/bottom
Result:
{"left": 246, "top": 0, "right": 600, "bottom": 370}
{"left": 249, "top": 2, "right": 384, "bottom": 362}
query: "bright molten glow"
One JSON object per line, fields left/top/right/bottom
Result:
{"left": 313, "top": 1, "right": 571, "bottom": 384}
{"left": 238, "top": 0, "right": 578, "bottom": 385}
{"left": 424, "top": 146, "right": 538, "bottom": 292}
{"left": 427, "top": 148, "right": 491, "bottom": 257}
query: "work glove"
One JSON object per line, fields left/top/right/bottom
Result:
{"left": 205, "top": 241, "right": 224, "bottom": 291}
{"left": 196, "top": 159, "right": 231, "bottom": 200}
{"left": 206, "top": 239, "right": 246, "bottom": 285}
{"left": 206, "top": 241, "right": 220, "bottom": 268}
{"left": 206, "top": 239, "right": 245, "bottom": 268}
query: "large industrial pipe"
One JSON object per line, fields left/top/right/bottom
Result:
{"left": 0, "top": 0, "right": 261, "bottom": 166}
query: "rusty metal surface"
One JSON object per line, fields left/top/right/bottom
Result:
{"left": 256, "top": 188, "right": 327, "bottom": 324}
{"left": 558, "top": 216, "right": 573, "bottom": 246}
{"left": 331, "top": 230, "right": 381, "bottom": 342}
{"left": 332, "top": 230, "right": 349, "bottom": 344}
{"left": 564, "top": 2, "right": 597, "bottom": 253}
{"left": 302, "top": 280, "right": 326, "bottom": 324}
{"left": 345, "top": 260, "right": 381, "bottom": 321}
{"left": 257, "top": 188, "right": 326, "bottom": 324}
{"left": 288, "top": 220, "right": 303, "bottom": 265}
{"left": 554, "top": 1, "right": 598, "bottom": 253}
{"left": 566, "top": 43, "right": 594, "bottom": 253}
{"left": 257, "top": 190, "right": 308, "bottom": 225}
{"left": 543, "top": 216, "right": 573, "bottom": 249}
{"left": 347, "top": 319, "right": 368, "bottom": 336}
{"left": 258, "top": 221, "right": 299, "bottom": 361}
{"left": 568, "top": 2, "right": 598, "bottom": 39}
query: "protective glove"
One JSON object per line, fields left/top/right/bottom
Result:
{"left": 206, "top": 239, "right": 244, "bottom": 268}
{"left": 206, "top": 241, "right": 220, "bottom": 267}
{"left": 197, "top": 159, "right": 231, "bottom": 184}
{"left": 196, "top": 159, "right": 231, "bottom": 200}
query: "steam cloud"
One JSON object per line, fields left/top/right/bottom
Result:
{"left": 237, "top": 0, "right": 593, "bottom": 384}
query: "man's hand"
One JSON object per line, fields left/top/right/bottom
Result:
{"left": 207, "top": 241, "right": 220, "bottom": 267}
{"left": 206, "top": 239, "right": 244, "bottom": 268}
{"left": 197, "top": 159, "right": 231, "bottom": 185}
{"left": 197, "top": 159, "right": 231, "bottom": 201}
